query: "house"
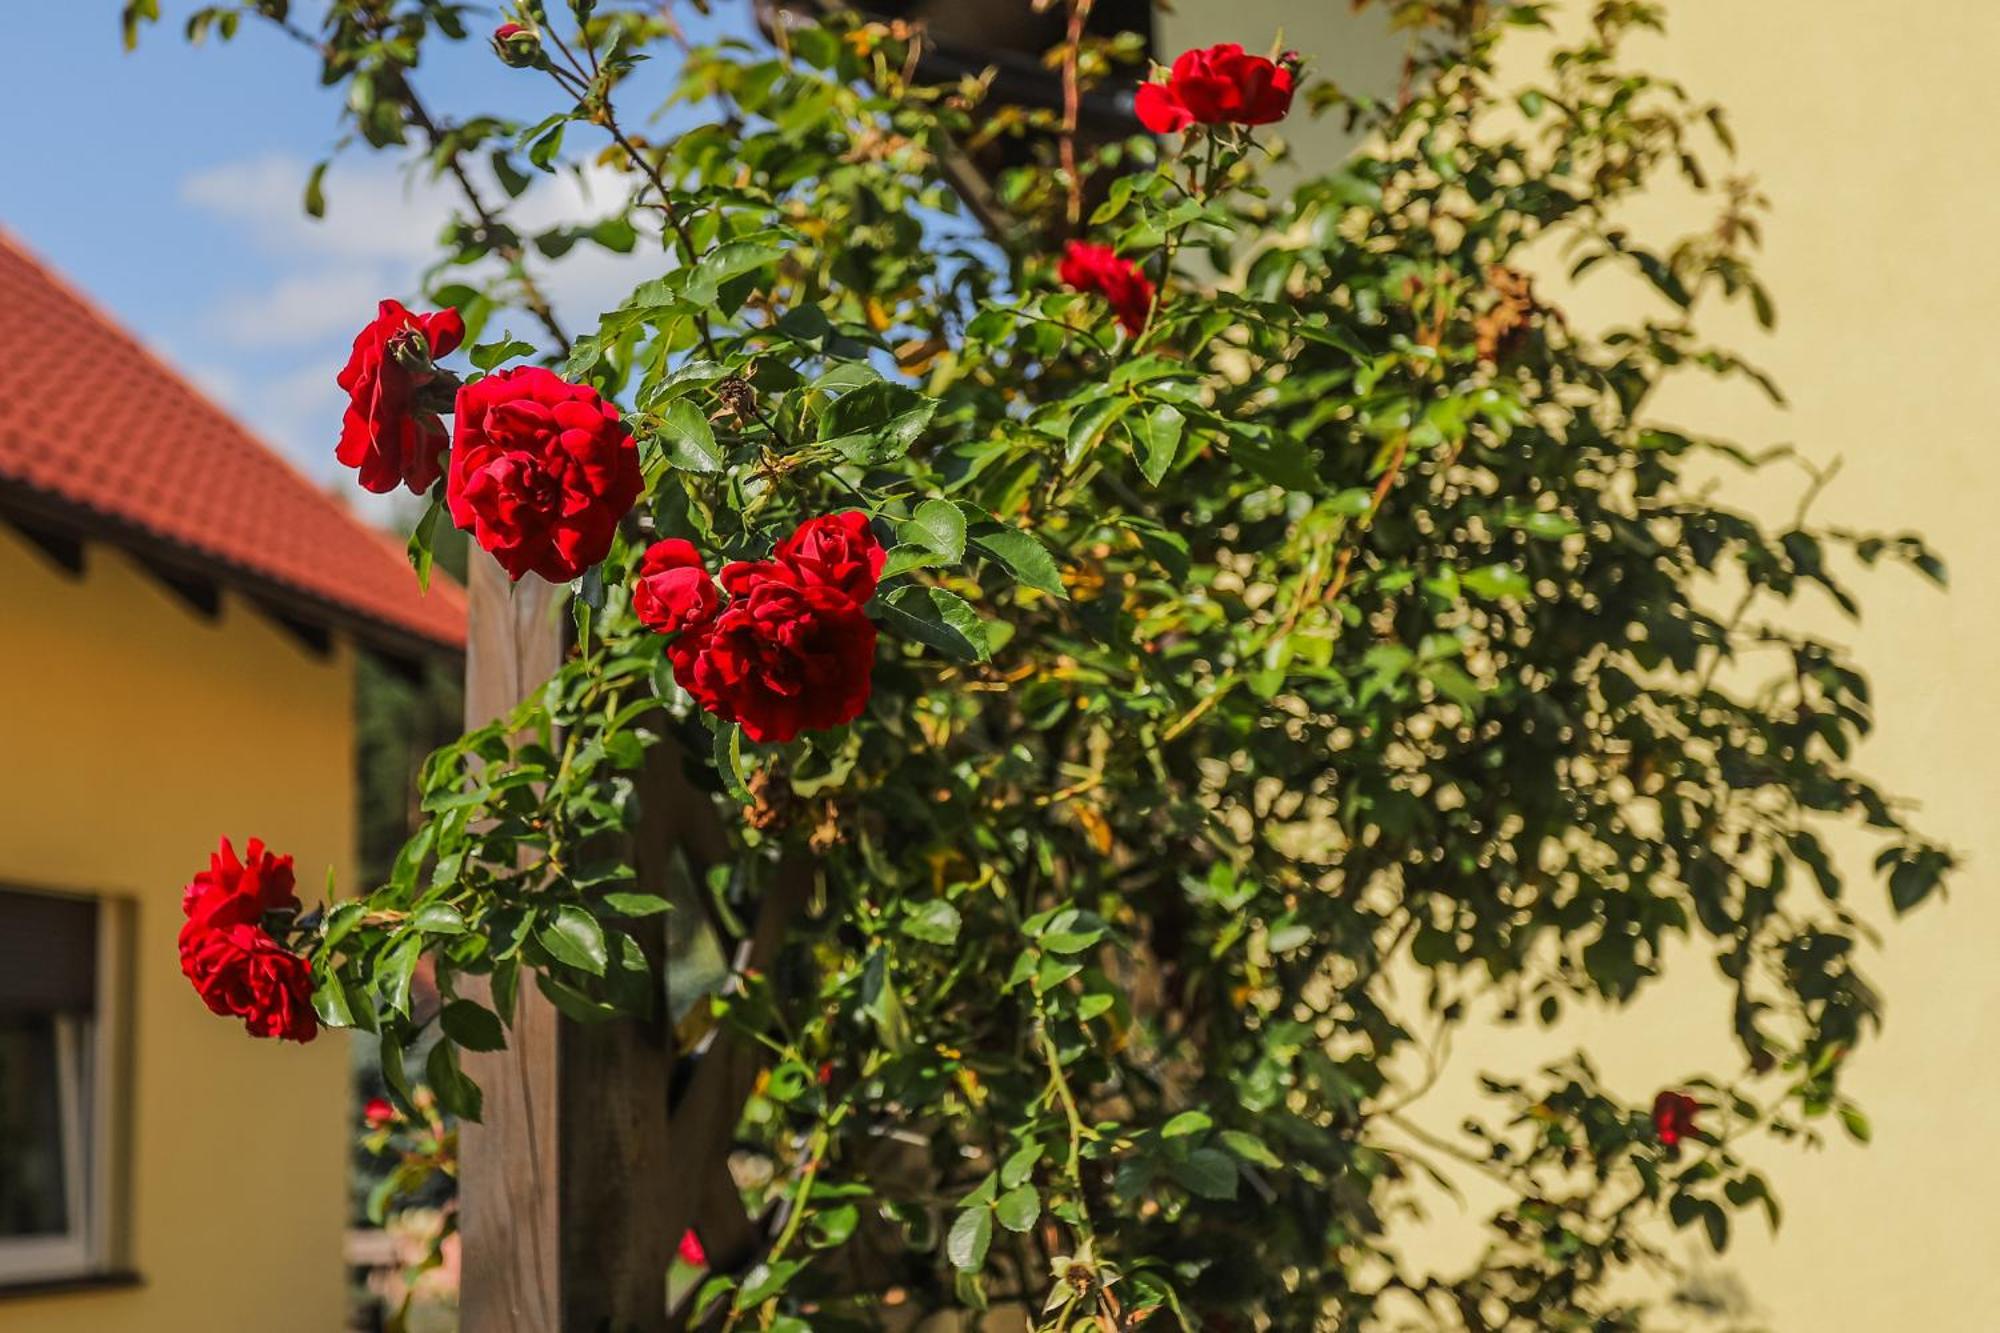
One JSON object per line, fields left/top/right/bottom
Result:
{"left": 0, "top": 230, "right": 464, "bottom": 1331}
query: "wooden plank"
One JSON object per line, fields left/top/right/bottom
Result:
{"left": 458, "top": 556, "right": 567, "bottom": 1333}
{"left": 457, "top": 556, "right": 681, "bottom": 1333}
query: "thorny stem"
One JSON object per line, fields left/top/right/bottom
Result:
{"left": 1058, "top": 0, "right": 1095, "bottom": 228}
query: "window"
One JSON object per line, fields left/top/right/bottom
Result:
{"left": 0, "top": 888, "right": 129, "bottom": 1286}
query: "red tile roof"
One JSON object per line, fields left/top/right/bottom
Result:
{"left": 0, "top": 229, "right": 466, "bottom": 654}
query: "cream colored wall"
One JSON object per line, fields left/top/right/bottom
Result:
{"left": 0, "top": 526, "right": 351, "bottom": 1332}
{"left": 1167, "top": 2, "right": 1998, "bottom": 1326}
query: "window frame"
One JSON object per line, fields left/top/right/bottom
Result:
{"left": 0, "top": 887, "right": 132, "bottom": 1289}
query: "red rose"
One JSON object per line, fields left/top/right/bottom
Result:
{"left": 1059, "top": 241, "right": 1156, "bottom": 336}
{"left": 679, "top": 566, "right": 878, "bottom": 744}
{"left": 642, "top": 514, "right": 883, "bottom": 743}
{"left": 775, "top": 511, "right": 885, "bottom": 606}
{"left": 1651, "top": 1090, "right": 1701, "bottom": 1149}
{"left": 181, "top": 926, "right": 318, "bottom": 1043}
{"left": 677, "top": 1228, "right": 708, "bottom": 1268}
{"left": 1135, "top": 44, "right": 1296, "bottom": 134}
{"left": 178, "top": 837, "right": 318, "bottom": 1043}
{"left": 335, "top": 300, "right": 465, "bottom": 495}
{"left": 633, "top": 538, "right": 721, "bottom": 637}
{"left": 180, "top": 835, "right": 299, "bottom": 933}
{"left": 363, "top": 1096, "right": 396, "bottom": 1130}
{"left": 447, "top": 366, "right": 642, "bottom": 583}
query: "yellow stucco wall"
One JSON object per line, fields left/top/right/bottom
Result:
{"left": 0, "top": 525, "right": 351, "bottom": 1332}
{"left": 1158, "top": 2, "right": 1994, "bottom": 1325}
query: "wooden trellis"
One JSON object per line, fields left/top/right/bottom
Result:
{"left": 456, "top": 557, "right": 802, "bottom": 1331}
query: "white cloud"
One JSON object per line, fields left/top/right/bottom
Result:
{"left": 208, "top": 266, "right": 407, "bottom": 347}
{"left": 181, "top": 152, "right": 667, "bottom": 343}
{"left": 181, "top": 153, "right": 453, "bottom": 264}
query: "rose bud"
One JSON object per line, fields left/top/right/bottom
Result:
{"left": 492, "top": 22, "right": 541, "bottom": 68}
{"left": 363, "top": 1096, "right": 396, "bottom": 1130}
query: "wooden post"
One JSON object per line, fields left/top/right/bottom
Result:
{"left": 457, "top": 556, "right": 680, "bottom": 1333}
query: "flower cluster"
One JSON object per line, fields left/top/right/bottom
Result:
{"left": 634, "top": 512, "right": 884, "bottom": 744}
{"left": 1135, "top": 42, "right": 1297, "bottom": 135}
{"left": 178, "top": 837, "right": 317, "bottom": 1044}
{"left": 335, "top": 317, "right": 641, "bottom": 585}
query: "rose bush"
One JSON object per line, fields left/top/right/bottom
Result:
{"left": 142, "top": 0, "right": 1956, "bottom": 1326}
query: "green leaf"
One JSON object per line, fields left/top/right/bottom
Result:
{"left": 303, "top": 159, "right": 330, "bottom": 219}
{"left": 996, "top": 1184, "right": 1041, "bottom": 1233}
{"left": 1506, "top": 509, "right": 1581, "bottom": 540}
{"left": 1066, "top": 396, "right": 1131, "bottom": 469}
{"left": 527, "top": 118, "right": 567, "bottom": 171}
{"left": 972, "top": 529, "right": 1067, "bottom": 599}
{"left": 1130, "top": 401, "right": 1186, "bottom": 486}
{"left": 733, "top": 1258, "right": 803, "bottom": 1309}
{"left": 687, "top": 236, "right": 787, "bottom": 308}
{"left": 377, "top": 934, "right": 422, "bottom": 1016}
{"left": 1229, "top": 427, "right": 1317, "bottom": 491}
{"left": 412, "top": 903, "right": 467, "bottom": 935}
{"left": 312, "top": 974, "right": 356, "bottom": 1029}
{"left": 542, "top": 905, "right": 609, "bottom": 976}
{"left": 1219, "top": 1129, "right": 1283, "bottom": 1169}
{"left": 536, "top": 971, "right": 622, "bottom": 1022}
{"left": 901, "top": 898, "right": 962, "bottom": 945}
{"left": 440, "top": 999, "right": 507, "bottom": 1053}
{"left": 470, "top": 336, "right": 536, "bottom": 371}
{"left": 660, "top": 399, "right": 724, "bottom": 473}
{"left": 1000, "top": 1142, "right": 1044, "bottom": 1189}
{"left": 902, "top": 499, "right": 966, "bottom": 562}
{"left": 882, "top": 546, "right": 949, "bottom": 580}
{"left": 947, "top": 1207, "right": 993, "bottom": 1271}
{"left": 601, "top": 892, "right": 673, "bottom": 917}
{"left": 426, "top": 1040, "right": 483, "bottom": 1122}
{"left": 1838, "top": 1102, "right": 1872, "bottom": 1143}
{"left": 321, "top": 899, "right": 366, "bottom": 951}
{"left": 1161, "top": 1110, "right": 1212, "bottom": 1138}
{"left": 1461, "top": 563, "right": 1532, "bottom": 600}
{"left": 881, "top": 586, "right": 990, "bottom": 662}
{"left": 820, "top": 383, "right": 937, "bottom": 462}
{"left": 407, "top": 495, "right": 445, "bottom": 593}
{"left": 1170, "top": 1148, "right": 1238, "bottom": 1200}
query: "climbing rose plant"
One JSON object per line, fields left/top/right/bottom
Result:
{"left": 142, "top": 0, "right": 1954, "bottom": 1326}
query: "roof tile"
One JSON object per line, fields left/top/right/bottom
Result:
{"left": 0, "top": 230, "right": 466, "bottom": 651}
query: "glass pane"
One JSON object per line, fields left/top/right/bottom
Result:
{"left": 0, "top": 1015, "right": 69, "bottom": 1238}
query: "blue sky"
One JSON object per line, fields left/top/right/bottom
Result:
{"left": 6, "top": 3, "right": 747, "bottom": 514}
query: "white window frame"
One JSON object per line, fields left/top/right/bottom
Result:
{"left": 0, "top": 892, "right": 129, "bottom": 1287}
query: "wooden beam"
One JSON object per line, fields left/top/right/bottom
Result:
{"left": 2, "top": 513, "right": 84, "bottom": 575}
{"left": 456, "top": 556, "right": 682, "bottom": 1333}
